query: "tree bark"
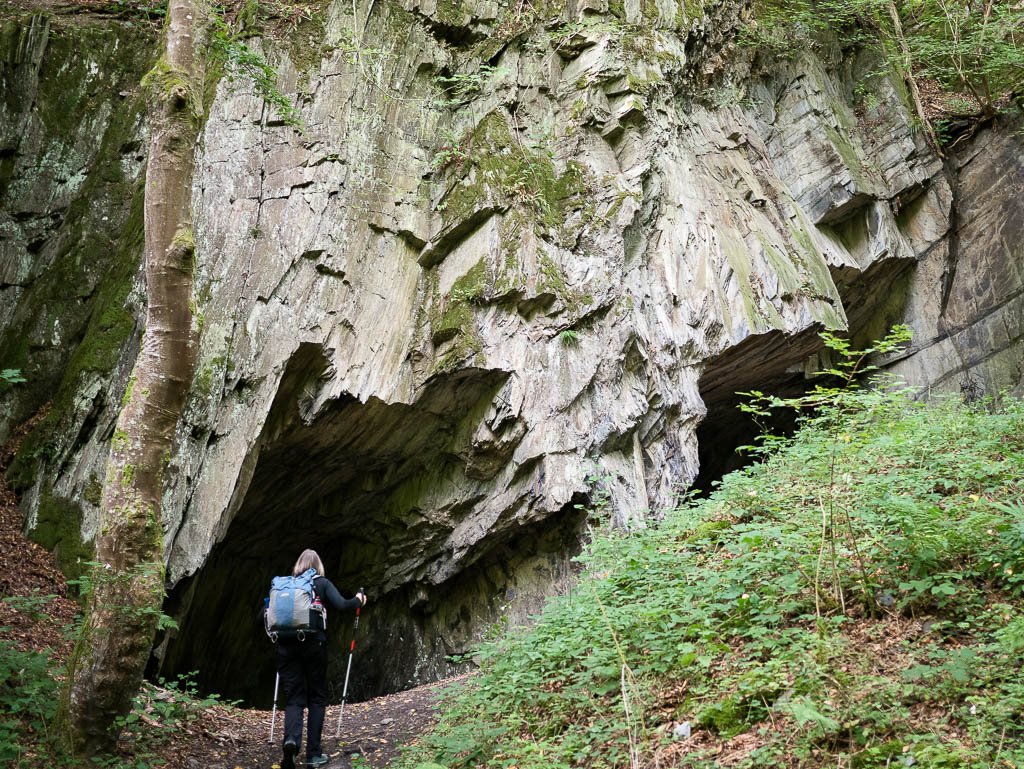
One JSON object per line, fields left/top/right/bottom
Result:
{"left": 56, "top": 0, "right": 205, "bottom": 756}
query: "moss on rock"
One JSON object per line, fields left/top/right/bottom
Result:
{"left": 7, "top": 181, "right": 146, "bottom": 491}
{"left": 1, "top": 14, "right": 154, "bottom": 478}
{"left": 433, "top": 301, "right": 473, "bottom": 345}
{"left": 430, "top": 262, "right": 488, "bottom": 363}
{"left": 434, "top": 0, "right": 467, "bottom": 27}
{"left": 82, "top": 474, "right": 103, "bottom": 506}
{"left": 284, "top": 4, "right": 329, "bottom": 89}
{"left": 439, "top": 112, "right": 593, "bottom": 242}
{"left": 31, "top": 489, "right": 94, "bottom": 587}
{"left": 450, "top": 259, "right": 488, "bottom": 305}
{"left": 431, "top": 329, "right": 485, "bottom": 376}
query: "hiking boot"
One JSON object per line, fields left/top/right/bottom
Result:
{"left": 307, "top": 754, "right": 329, "bottom": 768}
{"left": 282, "top": 740, "right": 298, "bottom": 769}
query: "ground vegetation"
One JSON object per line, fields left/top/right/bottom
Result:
{"left": 745, "top": 0, "right": 1024, "bottom": 147}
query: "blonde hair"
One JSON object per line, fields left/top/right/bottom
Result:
{"left": 293, "top": 549, "right": 325, "bottom": 577}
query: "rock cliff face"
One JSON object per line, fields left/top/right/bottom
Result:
{"left": 2, "top": 0, "right": 1022, "bottom": 703}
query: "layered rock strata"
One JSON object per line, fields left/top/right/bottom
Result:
{"left": 2, "top": 0, "right": 1022, "bottom": 701}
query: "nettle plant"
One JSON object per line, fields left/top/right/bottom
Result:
{"left": 738, "top": 325, "right": 914, "bottom": 618}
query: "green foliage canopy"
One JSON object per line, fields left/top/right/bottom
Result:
{"left": 746, "top": 0, "right": 1024, "bottom": 120}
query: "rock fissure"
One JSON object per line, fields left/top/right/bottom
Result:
{"left": 938, "top": 163, "right": 961, "bottom": 319}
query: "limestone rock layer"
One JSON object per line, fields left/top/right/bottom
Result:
{"left": 1, "top": 0, "right": 1022, "bottom": 702}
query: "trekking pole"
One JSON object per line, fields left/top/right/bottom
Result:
{"left": 264, "top": 593, "right": 280, "bottom": 744}
{"left": 334, "top": 588, "right": 363, "bottom": 740}
{"left": 268, "top": 671, "right": 280, "bottom": 743}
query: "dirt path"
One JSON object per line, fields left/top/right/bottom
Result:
{"left": 205, "top": 679, "right": 458, "bottom": 769}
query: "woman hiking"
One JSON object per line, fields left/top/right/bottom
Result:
{"left": 267, "top": 549, "right": 367, "bottom": 769}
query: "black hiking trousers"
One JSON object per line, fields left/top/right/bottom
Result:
{"left": 277, "top": 636, "right": 329, "bottom": 757}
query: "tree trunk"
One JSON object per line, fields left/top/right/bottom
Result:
{"left": 56, "top": 0, "right": 205, "bottom": 756}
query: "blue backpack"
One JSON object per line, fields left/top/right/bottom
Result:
{"left": 265, "top": 569, "right": 325, "bottom": 640}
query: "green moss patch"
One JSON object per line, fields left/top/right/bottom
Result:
{"left": 432, "top": 301, "right": 474, "bottom": 345}
{"left": 283, "top": 5, "right": 329, "bottom": 88}
{"left": 439, "top": 112, "right": 592, "bottom": 242}
{"left": 428, "top": 260, "right": 487, "bottom": 372}
{"left": 31, "top": 489, "right": 94, "bottom": 588}
{"left": 1, "top": 15, "right": 153, "bottom": 483}
{"left": 431, "top": 330, "right": 484, "bottom": 376}
{"left": 7, "top": 181, "right": 145, "bottom": 491}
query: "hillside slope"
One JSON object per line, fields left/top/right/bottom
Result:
{"left": 401, "top": 381, "right": 1024, "bottom": 768}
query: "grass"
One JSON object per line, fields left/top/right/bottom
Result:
{"left": 399, "top": 361, "right": 1024, "bottom": 767}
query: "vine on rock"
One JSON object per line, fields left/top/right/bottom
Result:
{"left": 209, "top": 8, "right": 304, "bottom": 127}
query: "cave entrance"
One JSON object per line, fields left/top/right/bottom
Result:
{"left": 691, "top": 329, "right": 825, "bottom": 495}
{"left": 692, "top": 241, "right": 919, "bottom": 494}
{"left": 157, "top": 503, "right": 585, "bottom": 708}
{"left": 155, "top": 345, "right": 587, "bottom": 706}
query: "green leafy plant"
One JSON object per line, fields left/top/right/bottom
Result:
{"left": 108, "top": 0, "right": 168, "bottom": 20}
{"left": 430, "top": 127, "right": 471, "bottom": 171}
{"left": 433, "top": 65, "right": 503, "bottom": 109}
{"left": 1, "top": 369, "right": 25, "bottom": 385}
{"left": 2, "top": 590, "right": 57, "bottom": 623}
{"left": 112, "top": 671, "right": 233, "bottom": 752}
{"left": 0, "top": 638, "right": 63, "bottom": 765}
{"left": 557, "top": 329, "right": 580, "bottom": 347}
{"left": 68, "top": 561, "right": 179, "bottom": 631}
{"left": 739, "top": 325, "right": 913, "bottom": 617}
{"left": 209, "top": 11, "right": 303, "bottom": 127}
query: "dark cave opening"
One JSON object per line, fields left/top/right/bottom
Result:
{"left": 690, "top": 329, "right": 827, "bottom": 496}
{"left": 156, "top": 495, "right": 588, "bottom": 708}
{"left": 691, "top": 392, "right": 803, "bottom": 495}
{"left": 692, "top": 247, "right": 920, "bottom": 494}
{"left": 153, "top": 344, "right": 587, "bottom": 706}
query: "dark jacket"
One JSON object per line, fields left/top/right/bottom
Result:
{"left": 309, "top": 576, "right": 362, "bottom": 637}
